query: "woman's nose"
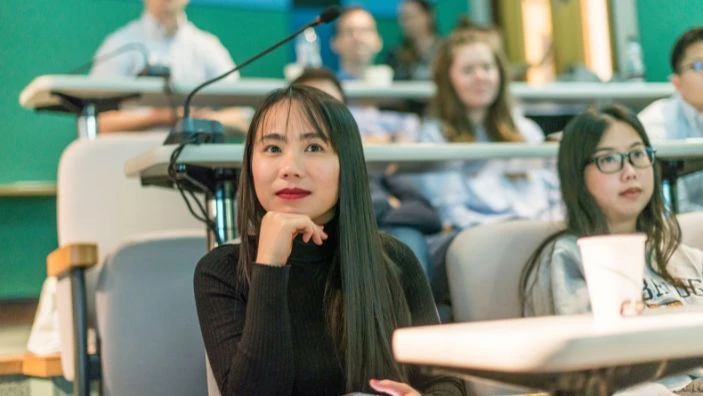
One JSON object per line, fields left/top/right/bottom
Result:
{"left": 280, "top": 152, "right": 303, "bottom": 178}
{"left": 621, "top": 160, "right": 638, "bottom": 180}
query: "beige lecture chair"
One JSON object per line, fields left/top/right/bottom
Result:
{"left": 679, "top": 211, "right": 703, "bottom": 250}
{"left": 445, "top": 219, "right": 563, "bottom": 395}
{"left": 46, "top": 132, "right": 207, "bottom": 395}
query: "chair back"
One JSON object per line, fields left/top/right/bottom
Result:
{"left": 446, "top": 220, "right": 563, "bottom": 395}
{"left": 678, "top": 211, "right": 703, "bottom": 250}
{"left": 95, "top": 231, "right": 207, "bottom": 396}
{"left": 447, "top": 219, "right": 563, "bottom": 322}
{"left": 54, "top": 133, "right": 204, "bottom": 380}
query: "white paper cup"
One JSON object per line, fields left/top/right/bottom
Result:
{"left": 577, "top": 234, "right": 646, "bottom": 323}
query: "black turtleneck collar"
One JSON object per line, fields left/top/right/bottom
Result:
{"left": 288, "top": 215, "right": 338, "bottom": 265}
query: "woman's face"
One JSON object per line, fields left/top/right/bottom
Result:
{"left": 448, "top": 42, "right": 501, "bottom": 111}
{"left": 584, "top": 121, "right": 654, "bottom": 230}
{"left": 251, "top": 100, "right": 340, "bottom": 224}
{"left": 399, "top": 1, "right": 432, "bottom": 40}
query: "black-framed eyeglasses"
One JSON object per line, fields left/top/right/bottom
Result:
{"left": 681, "top": 60, "right": 703, "bottom": 73}
{"left": 586, "top": 147, "right": 656, "bottom": 174}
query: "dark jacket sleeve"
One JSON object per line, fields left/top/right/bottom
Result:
{"left": 193, "top": 244, "right": 295, "bottom": 396}
{"left": 381, "top": 235, "right": 466, "bottom": 396}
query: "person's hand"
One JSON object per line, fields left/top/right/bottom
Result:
{"left": 369, "top": 379, "right": 421, "bottom": 396}
{"left": 150, "top": 107, "right": 181, "bottom": 126}
{"left": 255, "top": 211, "right": 328, "bottom": 266}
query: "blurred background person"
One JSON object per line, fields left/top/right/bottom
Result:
{"left": 639, "top": 26, "right": 703, "bottom": 213}
{"left": 395, "top": 25, "right": 559, "bottom": 321}
{"left": 385, "top": 0, "right": 440, "bottom": 81}
{"left": 91, "top": 0, "right": 250, "bottom": 135}
{"left": 331, "top": 6, "right": 391, "bottom": 82}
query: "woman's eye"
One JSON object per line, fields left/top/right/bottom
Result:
{"left": 263, "top": 145, "right": 281, "bottom": 153}
{"left": 305, "top": 143, "right": 324, "bottom": 152}
{"left": 599, "top": 154, "right": 619, "bottom": 165}
{"left": 630, "top": 149, "right": 646, "bottom": 159}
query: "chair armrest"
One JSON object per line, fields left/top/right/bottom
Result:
{"left": 0, "top": 353, "right": 63, "bottom": 378}
{"left": 0, "top": 355, "right": 24, "bottom": 375}
{"left": 46, "top": 244, "right": 98, "bottom": 277}
{"left": 22, "top": 353, "right": 63, "bottom": 377}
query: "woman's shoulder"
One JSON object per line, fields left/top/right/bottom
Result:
{"left": 536, "top": 233, "right": 579, "bottom": 266}
{"left": 379, "top": 232, "right": 414, "bottom": 261}
{"left": 378, "top": 232, "right": 424, "bottom": 274}
{"left": 673, "top": 243, "right": 703, "bottom": 270}
{"left": 194, "top": 242, "right": 241, "bottom": 284}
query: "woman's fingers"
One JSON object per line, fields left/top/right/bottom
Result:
{"left": 369, "top": 379, "right": 421, "bottom": 396}
{"left": 257, "top": 212, "right": 332, "bottom": 265}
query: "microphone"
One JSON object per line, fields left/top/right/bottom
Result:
{"left": 163, "top": 5, "right": 341, "bottom": 144}
{"left": 69, "top": 42, "right": 171, "bottom": 78}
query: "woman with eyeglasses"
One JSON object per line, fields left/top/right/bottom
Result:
{"left": 519, "top": 104, "right": 703, "bottom": 392}
{"left": 519, "top": 103, "right": 703, "bottom": 315}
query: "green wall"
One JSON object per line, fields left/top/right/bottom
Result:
{"left": 0, "top": 0, "right": 288, "bottom": 299}
{"left": 638, "top": 0, "right": 703, "bottom": 82}
{"left": 0, "top": 0, "right": 469, "bottom": 299}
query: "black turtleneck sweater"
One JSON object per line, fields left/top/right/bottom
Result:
{"left": 194, "top": 224, "right": 464, "bottom": 396}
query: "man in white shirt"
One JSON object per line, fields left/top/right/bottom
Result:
{"left": 91, "top": 0, "right": 249, "bottom": 134}
{"left": 639, "top": 27, "right": 703, "bottom": 212}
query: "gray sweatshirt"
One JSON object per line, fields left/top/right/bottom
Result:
{"left": 522, "top": 233, "right": 703, "bottom": 392}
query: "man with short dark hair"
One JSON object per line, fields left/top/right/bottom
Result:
{"left": 639, "top": 26, "right": 703, "bottom": 212}
{"left": 331, "top": 7, "right": 384, "bottom": 81}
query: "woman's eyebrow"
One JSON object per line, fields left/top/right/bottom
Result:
{"left": 593, "top": 141, "right": 644, "bottom": 153}
{"left": 259, "top": 132, "right": 286, "bottom": 142}
{"left": 300, "top": 131, "right": 330, "bottom": 142}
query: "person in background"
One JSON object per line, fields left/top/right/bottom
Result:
{"left": 521, "top": 104, "right": 703, "bottom": 394}
{"left": 639, "top": 26, "right": 703, "bottom": 212}
{"left": 194, "top": 85, "right": 463, "bottom": 395}
{"left": 331, "top": 6, "right": 390, "bottom": 82}
{"left": 290, "top": 67, "right": 438, "bottom": 281}
{"left": 90, "top": 0, "right": 249, "bottom": 134}
{"left": 394, "top": 23, "right": 558, "bottom": 321}
{"left": 385, "top": 0, "right": 441, "bottom": 81}
{"left": 407, "top": 23, "right": 555, "bottom": 230}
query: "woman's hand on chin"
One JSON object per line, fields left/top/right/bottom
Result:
{"left": 255, "top": 211, "right": 328, "bottom": 266}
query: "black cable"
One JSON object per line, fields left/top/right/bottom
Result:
{"left": 168, "top": 136, "right": 224, "bottom": 245}
{"left": 162, "top": 75, "right": 180, "bottom": 128}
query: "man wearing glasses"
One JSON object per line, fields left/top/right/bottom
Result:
{"left": 639, "top": 26, "right": 703, "bottom": 212}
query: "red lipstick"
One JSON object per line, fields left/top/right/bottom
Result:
{"left": 276, "top": 187, "right": 311, "bottom": 200}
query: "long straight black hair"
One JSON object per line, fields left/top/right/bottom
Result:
{"left": 236, "top": 85, "right": 411, "bottom": 392}
{"left": 520, "top": 104, "right": 682, "bottom": 310}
